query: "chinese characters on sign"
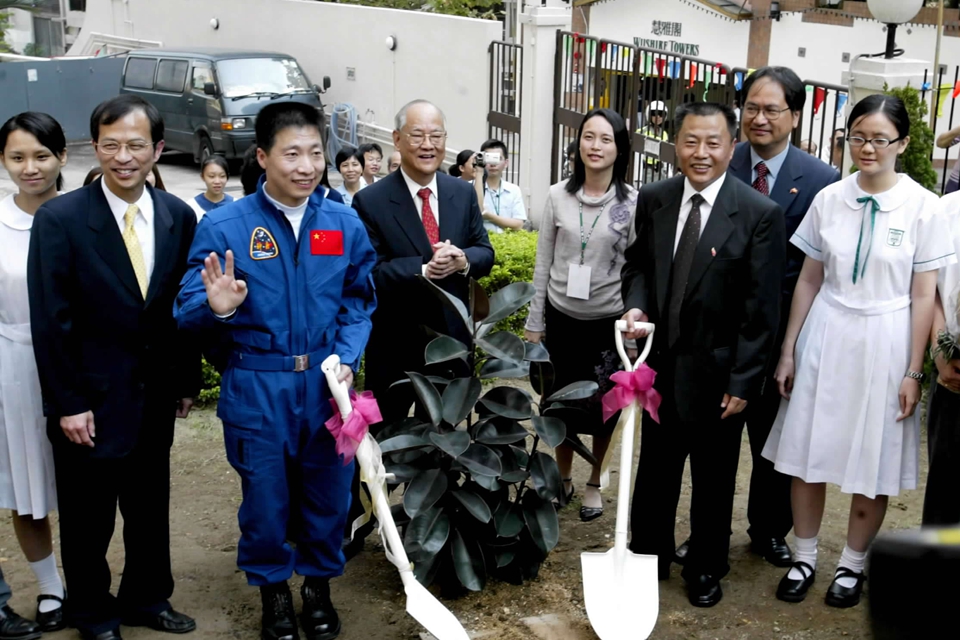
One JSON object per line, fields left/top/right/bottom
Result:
{"left": 652, "top": 20, "right": 682, "bottom": 38}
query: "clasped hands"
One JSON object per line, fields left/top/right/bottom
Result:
{"left": 426, "top": 240, "right": 467, "bottom": 279}
{"left": 620, "top": 308, "right": 747, "bottom": 420}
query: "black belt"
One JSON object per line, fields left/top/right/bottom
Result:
{"left": 229, "top": 348, "right": 328, "bottom": 372}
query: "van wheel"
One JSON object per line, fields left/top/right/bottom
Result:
{"left": 197, "top": 135, "right": 214, "bottom": 164}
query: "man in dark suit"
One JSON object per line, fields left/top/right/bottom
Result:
{"left": 28, "top": 95, "right": 200, "bottom": 640}
{"left": 621, "top": 102, "right": 785, "bottom": 607}
{"left": 352, "top": 100, "right": 494, "bottom": 420}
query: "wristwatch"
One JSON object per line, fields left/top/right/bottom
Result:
{"left": 905, "top": 370, "right": 925, "bottom": 382}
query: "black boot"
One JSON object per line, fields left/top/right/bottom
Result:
{"left": 300, "top": 578, "right": 341, "bottom": 640}
{"left": 260, "top": 582, "right": 299, "bottom": 640}
{"left": 0, "top": 606, "right": 42, "bottom": 640}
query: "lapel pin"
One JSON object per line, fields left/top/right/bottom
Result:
{"left": 711, "top": 247, "right": 717, "bottom": 257}
{"left": 790, "top": 188, "right": 799, "bottom": 194}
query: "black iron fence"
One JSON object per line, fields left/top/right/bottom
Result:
{"left": 488, "top": 41, "right": 522, "bottom": 186}
{"left": 922, "top": 67, "right": 960, "bottom": 195}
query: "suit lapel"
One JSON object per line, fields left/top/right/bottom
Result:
{"left": 437, "top": 176, "right": 458, "bottom": 243}
{"left": 729, "top": 142, "right": 752, "bottom": 186}
{"left": 685, "top": 178, "right": 737, "bottom": 299}
{"left": 768, "top": 145, "right": 803, "bottom": 216}
{"left": 653, "top": 179, "right": 684, "bottom": 315}
{"left": 388, "top": 172, "right": 433, "bottom": 257}
{"left": 145, "top": 186, "right": 174, "bottom": 307}
{"left": 87, "top": 181, "right": 143, "bottom": 301}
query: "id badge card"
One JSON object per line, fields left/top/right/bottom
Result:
{"left": 567, "top": 263, "right": 592, "bottom": 300}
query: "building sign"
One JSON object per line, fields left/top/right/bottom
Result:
{"left": 634, "top": 19, "right": 699, "bottom": 56}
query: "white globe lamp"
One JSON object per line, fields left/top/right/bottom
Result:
{"left": 866, "top": 0, "right": 923, "bottom": 59}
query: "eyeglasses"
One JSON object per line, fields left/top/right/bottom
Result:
{"left": 846, "top": 136, "right": 902, "bottom": 149}
{"left": 743, "top": 105, "right": 793, "bottom": 121}
{"left": 97, "top": 140, "right": 154, "bottom": 155}
{"left": 401, "top": 131, "right": 447, "bottom": 147}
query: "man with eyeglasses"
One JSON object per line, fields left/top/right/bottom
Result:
{"left": 670, "top": 67, "right": 840, "bottom": 573}
{"left": 27, "top": 95, "right": 201, "bottom": 640}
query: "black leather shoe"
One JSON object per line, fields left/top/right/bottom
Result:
{"left": 776, "top": 561, "right": 816, "bottom": 603}
{"left": 675, "top": 538, "right": 691, "bottom": 566}
{"left": 751, "top": 536, "right": 793, "bottom": 567}
{"left": 122, "top": 609, "right": 195, "bottom": 634}
{"left": 686, "top": 574, "right": 723, "bottom": 608}
{"left": 825, "top": 568, "right": 866, "bottom": 608}
{"left": 79, "top": 629, "right": 122, "bottom": 640}
{"left": 261, "top": 582, "right": 299, "bottom": 640}
{"left": 579, "top": 483, "right": 603, "bottom": 522}
{"left": 554, "top": 478, "right": 575, "bottom": 510}
{"left": 300, "top": 578, "right": 340, "bottom": 640}
{"left": 35, "top": 593, "right": 66, "bottom": 633}
{"left": 0, "top": 606, "right": 41, "bottom": 640}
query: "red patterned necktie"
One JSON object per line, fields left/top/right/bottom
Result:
{"left": 753, "top": 161, "right": 770, "bottom": 196}
{"left": 418, "top": 187, "right": 440, "bottom": 244}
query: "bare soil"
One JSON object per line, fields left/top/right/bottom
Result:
{"left": 1, "top": 404, "right": 921, "bottom": 639}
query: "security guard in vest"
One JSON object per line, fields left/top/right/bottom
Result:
{"left": 638, "top": 100, "right": 670, "bottom": 184}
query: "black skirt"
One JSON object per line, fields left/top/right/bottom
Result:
{"left": 542, "top": 298, "right": 623, "bottom": 437}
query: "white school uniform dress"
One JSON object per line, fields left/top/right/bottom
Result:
{"left": 0, "top": 194, "right": 57, "bottom": 517}
{"left": 762, "top": 175, "right": 956, "bottom": 499}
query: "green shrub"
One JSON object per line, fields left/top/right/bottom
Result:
{"left": 884, "top": 84, "right": 938, "bottom": 192}
{"left": 196, "top": 357, "right": 221, "bottom": 406}
{"left": 478, "top": 230, "right": 539, "bottom": 337}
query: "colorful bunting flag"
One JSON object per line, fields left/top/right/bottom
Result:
{"left": 689, "top": 62, "right": 698, "bottom": 89}
{"left": 734, "top": 71, "right": 743, "bottom": 91}
{"left": 813, "top": 87, "right": 826, "bottom": 115}
{"left": 836, "top": 93, "right": 848, "bottom": 116}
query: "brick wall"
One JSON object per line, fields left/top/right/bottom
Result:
{"left": 748, "top": 0, "right": 772, "bottom": 68}
{"left": 778, "top": 0, "right": 960, "bottom": 36}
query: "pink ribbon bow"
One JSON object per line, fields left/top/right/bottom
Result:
{"left": 601, "top": 364, "right": 662, "bottom": 425}
{"left": 325, "top": 390, "right": 382, "bottom": 464}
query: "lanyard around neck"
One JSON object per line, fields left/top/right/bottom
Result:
{"left": 579, "top": 200, "right": 605, "bottom": 265}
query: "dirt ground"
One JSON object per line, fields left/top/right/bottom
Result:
{"left": 0, "top": 402, "right": 922, "bottom": 640}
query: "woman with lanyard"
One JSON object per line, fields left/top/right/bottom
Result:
{"left": 763, "top": 95, "right": 955, "bottom": 608}
{"left": 525, "top": 108, "right": 638, "bottom": 522}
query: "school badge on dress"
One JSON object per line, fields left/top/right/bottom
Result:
{"left": 250, "top": 227, "right": 279, "bottom": 260}
{"left": 887, "top": 229, "right": 904, "bottom": 247}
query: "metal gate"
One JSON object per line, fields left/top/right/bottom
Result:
{"left": 488, "top": 41, "right": 522, "bottom": 186}
{"left": 923, "top": 67, "right": 960, "bottom": 194}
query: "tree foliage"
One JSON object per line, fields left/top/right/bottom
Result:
{"left": 884, "top": 84, "right": 938, "bottom": 193}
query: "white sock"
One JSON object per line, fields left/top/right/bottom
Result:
{"left": 835, "top": 545, "right": 867, "bottom": 589}
{"left": 787, "top": 535, "right": 818, "bottom": 580}
{"left": 28, "top": 553, "right": 64, "bottom": 613}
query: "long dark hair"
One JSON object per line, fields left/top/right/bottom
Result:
{"left": 565, "top": 108, "right": 631, "bottom": 202}
{"left": 0, "top": 111, "right": 67, "bottom": 191}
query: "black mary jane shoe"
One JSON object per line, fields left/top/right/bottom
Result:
{"left": 579, "top": 482, "right": 603, "bottom": 522}
{"left": 35, "top": 593, "right": 67, "bottom": 633}
{"left": 0, "top": 605, "right": 42, "bottom": 640}
{"left": 554, "top": 478, "right": 575, "bottom": 511}
{"left": 825, "top": 567, "right": 866, "bottom": 608}
{"left": 776, "top": 561, "right": 816, "bottom": 603}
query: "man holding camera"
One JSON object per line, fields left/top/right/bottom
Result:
{"left": 474, "top": 139, "right": 526, "bottom": 233}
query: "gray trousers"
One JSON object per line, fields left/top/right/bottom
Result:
{"left": 0, "top": 564, "right": 11, "bottom": 608}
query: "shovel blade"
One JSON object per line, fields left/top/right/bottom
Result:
{"left": 581, "top": 549, "right": 659, "bottom": 640}
{"left": 403, "top": 578, "right": 470, "bottom": 640}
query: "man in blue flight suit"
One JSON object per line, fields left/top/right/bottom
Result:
{"left": 175, "top": 102, "right": 376, "bottom": 640}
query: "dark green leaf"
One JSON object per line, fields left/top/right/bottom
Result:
{"left": 531, "top": 416, "right": 566, "bottom": 449}
{"left": 376, "top": 417, "right": 429, "bottom": 442}
{"left": 379, "top": 434, "right": 429, "bottom": 454}
{"left": 501, "top": 469, "right": 530, "bottom": 483}
{"left": 479, "top": 386, "right": 533, "bottom": 420}
{"left": 389, "top": 375, "right": 451, "bottom": 389}
{"left": 483, "top": 282, "right": 537, "bottom": 325}
{"left": 390, "top": 503, "right": 411, "bottom": 527}
{"left": 458, "top": 443, "right": 502, "bottom": 476}
{"left": 523, "top": 341, "right": 550, "bottom": 363}
{"left": 471, "top": 279, "right": 490, "bottom": 323}
{"left": 545, "top": 380, "right": 599, "bottom": 402}
{"left": 529, "top": 452, "right": 562, "bottom": 501}
{"left": 404, "top": 506, "right": 451, "bottom": 561}
{"left": 451, "top": 489, "right": 492, "bottom": 523}
{"left": 451, "top": 528, "right": 485, "bottom": 591}
{"left": 522, "top": 491, "right": 560, "bottom": 556}
{"left": 562, "top": 433, "right": 599, "bottom": 467}
{"left": 509, "top": 444, "right": 530, "bottom": 468}
{"left": 419, "top": 274, "right": 472, "bottom": 334}
{"left": 475, "top": 418, "right": 529, "bottom": 445}
{"left": 406, "top": 371, "right": 444, "bottom": 427}
{"left": 477, "top": 331, "right": 526, "bottom": 364}
{"left": 530, "top": 361, "right": 556, "bottom": 398}
{"left": 493, "top": 500, "right": 524, "bottom": 538}
{"left": 472, "top": 473, "right": 501, "bottom": 492}
{"left": 413, "top": 544, "right": 443, "bottom": 586}
{"left": 403, "top": 468, "right": 448, "bottom": 518}
{"left": 385, "top": 448, "right": 434, "bottom": 465}
{"left": 496, "top": 550, "right": 516, "bottom": 568}
{"left": 479, "top": 358, "right": 530, "bottom": 380}
{"left": 441, "top": 377, "right": 482, "bottom": 426}
{"left": 476, "top": 321, "right": 495, "bottom": 340}
{"left": 424, "top": 336, "right": 469, "bottom": 366}
{"left": 382, "top": 463, "right": 420, "bottom": 483}
{"left": 428, "top": 431, "right": 470, "bottom": 458}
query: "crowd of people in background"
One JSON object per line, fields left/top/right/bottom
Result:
{"left": 1, "top": 60, "right": 960, "bottom": 640}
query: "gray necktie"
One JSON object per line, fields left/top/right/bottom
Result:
{"left": 668, "top": 194, "right": 704, "bottom": 347}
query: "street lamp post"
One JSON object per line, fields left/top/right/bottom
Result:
{"left": 866, "top": 0, "right": 924, "bottom": 59}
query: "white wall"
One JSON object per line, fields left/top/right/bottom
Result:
{"left": 589, "top": 0, "right": 750, "bottom": 71}
{"left": 70, "top": 0, "right": 502, "bottom": 152}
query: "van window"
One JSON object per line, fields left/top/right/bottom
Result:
{"left": 191, "top": 64, "right": 214, "bottom": 95}
{"left": 124, "top": 57, "right": 157, "bottom": 90}
{"left": 156, "top": 59, "right": 189, "bottom": 93}
{"left": 216, "top": 58, "right": 310, "bottom": 99}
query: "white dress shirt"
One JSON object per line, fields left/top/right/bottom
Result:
{"left": 482, "top": 179, "right": 527, "bottom": 233}
{"left": 263, "top": 186, "right": 308, "bottom": 241}
{"left": 102, "top": 178, "right": 155, "bottom": 285}
{"left": 400, "top": 168, "right": 439, "bottom": 223}
{"left": 675, "top": 173, "right": 727, "bottom": 257}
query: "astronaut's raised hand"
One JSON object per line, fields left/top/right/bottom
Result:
{"left": 201, "top": 249, "right": 248, "bottom": 316}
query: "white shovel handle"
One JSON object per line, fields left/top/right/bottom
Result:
{"left": 320, "top": 355, "right": 352, "bottom": 420}
{"left": 615, "top": 320, "right": 655, "bottom": 371}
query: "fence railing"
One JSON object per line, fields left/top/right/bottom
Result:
{"left": 489, "top": 41, "right": 522, "bottom": 186}
{"left": 922, "top": 67, "right": 960, "bottom": 195}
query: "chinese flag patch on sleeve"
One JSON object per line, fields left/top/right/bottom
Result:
{"left": 310, "top": 230, "right": 344, "bottom": 256}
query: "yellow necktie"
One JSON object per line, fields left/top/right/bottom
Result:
{"left": 123, "top": 204, "right": 148, "bottom": 299}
